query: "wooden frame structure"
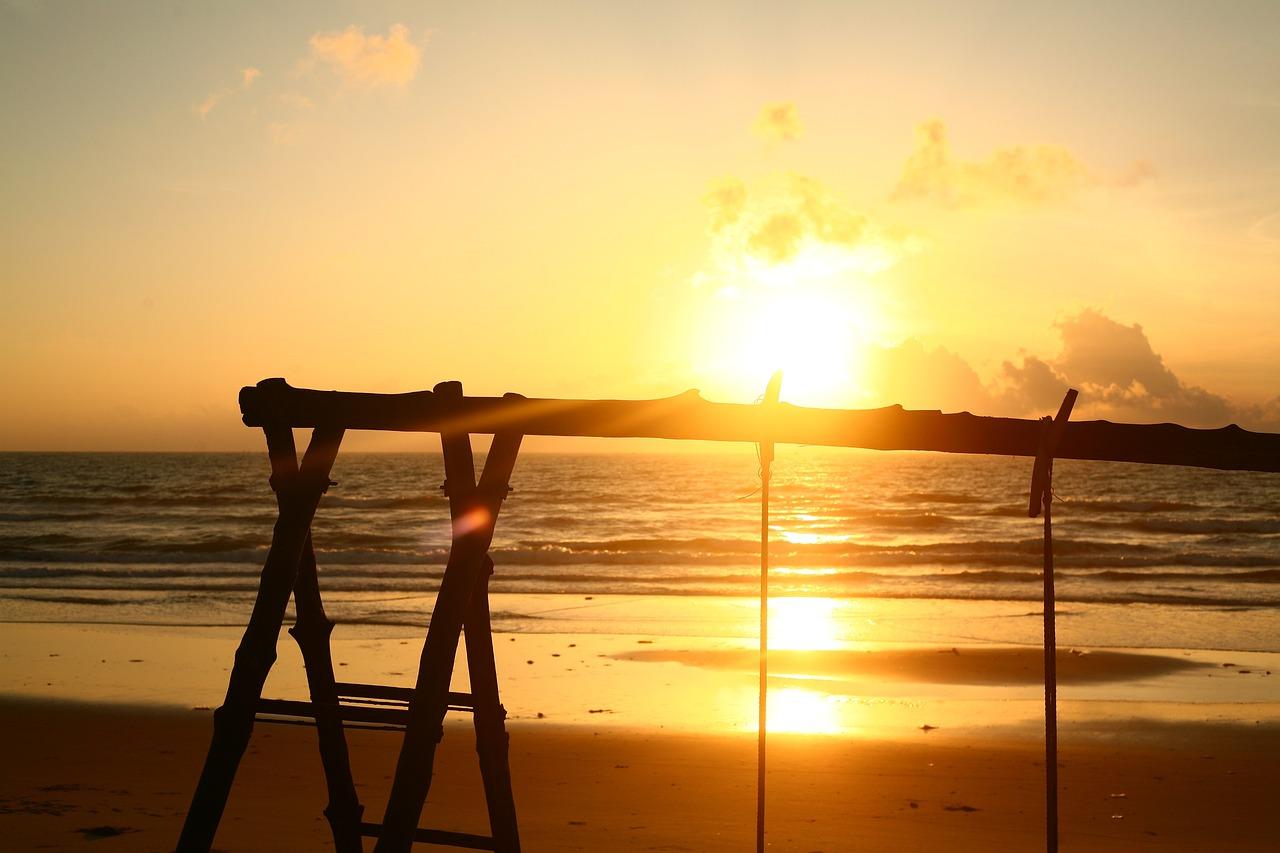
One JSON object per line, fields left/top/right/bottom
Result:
{"left": 179, "top": 377, "right": 1280, "bottom": 853}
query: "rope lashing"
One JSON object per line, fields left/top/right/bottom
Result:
{"left": 1028, "top": 388, "right": 1077, "bottom": 853}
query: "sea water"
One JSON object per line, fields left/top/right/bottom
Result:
{"left": 1, "top": 449, "right": 1278, "bottom": 653}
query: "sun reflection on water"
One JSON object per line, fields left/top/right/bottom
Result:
{"left": 766, "top": 687, "right": 844, "bottom": 734}
{"left": 770, "top": 597, "right": 844, "bottom": 651}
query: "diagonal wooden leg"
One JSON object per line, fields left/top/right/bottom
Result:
{"left": 465, "top": 558, "right": 520, "bottom": 853}
{"left": 259, "top": 425, "right": 365, "bottom": 853}
{"left": 290, "top": 539, "right": 364, "bottom": 852}
{"left": 375, "top": 385, "right": 524, "bottom": 853}
{"left": 177, "top": 426, "right": 344, "bottom": 853}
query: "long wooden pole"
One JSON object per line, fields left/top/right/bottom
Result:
{"left": 1030, "top": 390, "right": 1076, "bottom": 853}
{"left": 239, "top": 379, "right": 1280, "bottom": 473}
{"left": 1042, "top": 480, "right": 1058, "bottom": 853}
{"left": 757, "top": 459, "right": 770, "bottom": 853}
{"left": 756, "top": 372, "right": 781, "bottom": 853}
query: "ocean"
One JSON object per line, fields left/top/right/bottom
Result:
{"left": 2, "top": 450, "right": 1278, "bottom": 653}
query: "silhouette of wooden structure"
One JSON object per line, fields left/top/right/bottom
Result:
{"left": 178, "top": 378, "right": 1280, "bottom": 853}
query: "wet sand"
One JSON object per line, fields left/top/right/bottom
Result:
{"left": 618, "top": 645, "right": 1217, "bottom": 685}
{"left": 1, "top": 699, "right": 1277, "bottom": 851}
{"left": 2, "top": 622, "right": 1278, "bottom": 850}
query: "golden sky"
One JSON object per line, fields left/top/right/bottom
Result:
{"left": 2, "top": 1, "right": 1278, "bottom": 450}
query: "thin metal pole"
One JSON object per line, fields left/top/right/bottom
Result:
{"left": 1042, "top": 465, "right": 1059, "bottom": 853}
{"left": 757, "top": 453, "right": 770, "bottom": 853}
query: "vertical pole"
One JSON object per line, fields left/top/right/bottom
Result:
{"left": 756, "top": 456, "right": 770, "bottom": 853}
{"left": 178, "top": 425, "right": 344, "bottom": 853}
{"left": 466, "top": 557, "right": 521, "bottom": 853}
{"left": 1028, "top": 389, "right": 1074, "bottom": 853}
{"left": 1042, "top": 469, "right": 1058, "bottom": 853}
{"left": 756, "top": 371, "right": 781, "bottom": 853}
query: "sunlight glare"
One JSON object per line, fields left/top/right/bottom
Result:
{"left": 770, "top": 597, "right": 843, "bottom": 651}
{"left": 765, "top": 687, "right": 842, "bottom": 734}
{"left": 696, "top": 239, "right": 892, "bottom": 406}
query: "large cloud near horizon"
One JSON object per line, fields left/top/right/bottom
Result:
{"left": 865, "top": 310, "right": 1278, "bottom": 430}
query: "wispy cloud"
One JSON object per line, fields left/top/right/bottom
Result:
{"left": 195, "top": 89, "right": 228, "bottom": 120}
{"left": 1246, "top": 209, "right": 1280, "bottom": 247}
{"left": 704, "top": 178, "right": 747, "bottom": 230}
{"left": 704, "top": 173, "right": 905, "bottom": 268}
{"left": 892, "top": 120, "right": 1153, "bottom": 208}
{"left": 308, "top": 23, "right": 421, "bottom": 88}
{"left": 195, "top": 67, "right": 259, "bottom": 119}
{"left": 754, "top": 102, "right": 803, "bottom": 142}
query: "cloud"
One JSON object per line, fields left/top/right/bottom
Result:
{"left": 1238, "top": 396, "right": 1280, "bottom": 431}
{"left": 863, "top": 339, "right": 990, "bottom": 413}
{"left": 309, "top": 23, "right": 420, "bottom": 88}
{"left": 195, "top": 67, "right": 260, "bottom": 120}
{"left": 995, "top": 310, "right": 1237, "bottom": 426}
{"left": 755, "top": 102, "right": 803, "bottom": 142}
{"left": 892, "top": 120, "right": 1151, "bottom": 208}
{"left": 703, "top": 178, "right": 747, "bottom": 230}
{"left": 747, "top": 213, "right": 808, "bottom": 263}
{"left": 860, "top": 309, "right": 1269, "bottom": 429}
{"left": 1246, "top": 209, "right": 1280, "bottom": 247}
{"left": 195, "top": 89, "right": 228, "bottom": 120}
{"left": 706, "top": 173, "right": 875, "bottom": 265}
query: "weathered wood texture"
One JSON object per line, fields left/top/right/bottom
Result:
{"left": 240, "top": 379, "right": 1280, "bottom": 473}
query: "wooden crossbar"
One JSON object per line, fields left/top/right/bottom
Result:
{"left": 239, "top": 378, "right": 1280, "bottom": 472}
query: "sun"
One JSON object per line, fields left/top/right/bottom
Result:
{"left": 731, "top": 288, "right": 860, "bottom": 405}
{"left": 694, "top": 240, "right": 888, "bottom": 406}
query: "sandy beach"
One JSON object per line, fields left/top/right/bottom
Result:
{"left": 2, "top": 622, "right": 1278, "bottom": 851}
{"left": 2, "top": 697, "right": 1277, "bottom": 851}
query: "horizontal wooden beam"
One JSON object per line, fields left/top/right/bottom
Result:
{"left": 239, "top": 378, "right": 1280, "bottom": 473}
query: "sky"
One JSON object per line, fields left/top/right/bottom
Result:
{"left": 2, "top": 1, "right": 1278, "bottom": 450}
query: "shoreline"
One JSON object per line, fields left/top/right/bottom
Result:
{"left": 4, "top": 621, "right": 1278, "bottom": 732}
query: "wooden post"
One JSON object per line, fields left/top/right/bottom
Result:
{"left": 374, "top": 384, "right": 523, "bottom": 852}
{"left": 466, "top": 557, "right": 521, "bottom": 852}
{"left": 756, "top": 371, "right": 781, "bottom": 853}
{"left": 1028, "top": 389, "right": 1077, "bottom": 853}
{"left": 257, "top": 424, "right": 365, "bottom": 853}
{"left": 178, "top": 424, "right": 344, "bottom": 852}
